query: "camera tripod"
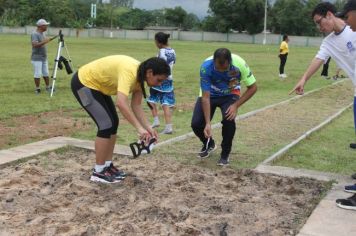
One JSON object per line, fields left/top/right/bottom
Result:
{"left": 50, "top": 30, "right": 73, "bottom": 97}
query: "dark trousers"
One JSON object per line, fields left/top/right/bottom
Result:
{"left": 279, "top": 53, "right": 288, "bottom": 74}
{"left": 191, "top": 96, "right": 238, "bottom": 156}
{"left": 321, "top": 57, "right": 331, "bottom": 77}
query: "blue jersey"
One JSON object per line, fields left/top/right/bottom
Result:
{"left": 200, "top": 54, "right": 256, "bottom": 97}
{"left": 152, "top": 47, "right": 176, "bottom": 92}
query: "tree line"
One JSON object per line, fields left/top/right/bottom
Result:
{"left": 0, "top": 0, "right": 348, "bottom": 36}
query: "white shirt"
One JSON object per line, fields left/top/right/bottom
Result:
{"left": 316, "top": 25, "right": 356, "bottom": 95}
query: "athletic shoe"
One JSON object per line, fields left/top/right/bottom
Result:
{"left": 90, "top": 167, "right": 121, "bottom": 183}
{"left": 46, "top": 86, "right": 54, "bottom": 92}
{"left": 336, "top": 194, "right": 356, "bottom": 211}
{"left": 217, "top": 156, "right": 229, "bottom": 166}
{"left": 35, "top": 88, "right": 41, "bottom": 94}
{"left": 108, "top": 163, "right": 126, "bottom": 180}
{"left": 151, "top": 121, "right": 160, "bottom": 128}
{"left": 322, "top": 75, "right": 330, "bottom": 80}
{"left": 161, "top": 128, "right": 173, "bottom": 134}
{"left": 352, "top": 173, "right": 356, "bottom": 180}
{"left": 198, "top": 138, "right": 217, "bottom": 158}
{"left": 344, "top": 184, "right": 356, "bottom": 193}
{"left": 332, "top": 75, "right": 339, "bottom": 80}
{"left": 350, "top": 143, "right": 356, "bottom": 149}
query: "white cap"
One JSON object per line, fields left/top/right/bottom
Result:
{"left": 36, "top": 19, "right": 50, "bottom": 26}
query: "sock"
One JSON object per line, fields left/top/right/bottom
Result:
{"left": 154, "top": 116, "right": 159, "bottom": 123}
{"left": 36, "top": 86, "right": 40, "bottom": 90}
{"left": 94, "top": 164, "right": 106, "bottom": 173}
{"left": 105, "top": 160, "right": 112, "bottom": 167}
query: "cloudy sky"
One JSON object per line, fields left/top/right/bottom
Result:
{"left": 133, "top": 0, "right": 210, "bottom": 18}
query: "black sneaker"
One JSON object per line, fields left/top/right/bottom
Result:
{"left": 336, "top": 194, "right": 356, "bottom": 211}
{"left": 352, "top": 173, "right": 356, "bottom": 180}
{"left": 350, "top": 143, "right": 356, "bottom": 149}
{"left": 35, "top": 88, "right": 41, "bottom": 94}
{"left": 108, "top": 163, "right": 126, "bottom": 180}
{"left": 217, "top": 156, "right": 229, "bottom": 166}
{"left": 90, "top": 167, "right": 121, "bottom": 183}
{"left": 198, "top": 138, "right": 217, "bottom": 158}
{"left": 344, "top": 184, "right": 356, "bottom": 193}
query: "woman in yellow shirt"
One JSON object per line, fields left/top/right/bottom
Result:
{"left": 279, "top": 34, "right": 289, "bottom": 78}
{"left": 71, "top": 55, "right": 170, "bottom": 183}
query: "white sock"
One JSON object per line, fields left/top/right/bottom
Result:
{"left": 165, "top": 124, "right": 172, "bottom": 130}
{"left": 154, "top": 116, "right": 159, "bottom": 123}
{"left": 36, "top": 86, "right": 40, "bottom": 89}
{"left": 94, "top": 164, "right": 106, "bottom": 173}
{"left": 105, "top": 161, "right": 112, "bottom": 167}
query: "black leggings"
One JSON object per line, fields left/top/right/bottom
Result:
{"left": 71, "top": 72, "right": 119, "bottom": 138}
{"left": 191, "top": 95, "right": 239, "bottom": 156}
{"left": 321, "top": 57, "right": 331, "bottom": 77}
{"left": 279, "top": 53, "right": 288, "bottom": 74}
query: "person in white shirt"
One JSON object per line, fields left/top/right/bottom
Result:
{"left": 290, "top": 2, "right": 356, "bottom": 150}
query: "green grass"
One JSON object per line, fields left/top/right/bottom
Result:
{"left": 2, "top": 33, "right": 353, "bottom": 175}
{"left": 274, "top": 108, "right": 356, "bottom": 176}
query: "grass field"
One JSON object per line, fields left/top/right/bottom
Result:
{"left": 1, "top": 33, "right": 354, "bottom": 175}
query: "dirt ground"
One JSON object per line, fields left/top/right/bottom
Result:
{"left": 0, "top": 148, "right": 329, "bottom": 236}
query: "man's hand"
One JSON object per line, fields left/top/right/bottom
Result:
{"left": 289, "top": 79, "right": 306, "bottom": 95}
{"left": 225, "top": 103, "right": 238, "bottom": 120}
{"left": 203, "top": 123, "right": 212, "bottom": 138}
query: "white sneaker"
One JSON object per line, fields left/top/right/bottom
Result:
{"left": 161, "top": 128, "right": 173, "bottom": 134}
{"left": 151, "top": 121, "right": 160, "bottom": 128}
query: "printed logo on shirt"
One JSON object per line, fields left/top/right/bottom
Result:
{"left": 347, "top": 41, "right": 356, "bottom": 53}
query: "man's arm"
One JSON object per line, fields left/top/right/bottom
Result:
{"left": 201, "top": 90, "right": 212, "bottom": 138}
{"left": 225, "top": 83, "right": 257, "bottom": 120}
{"left": 290, "top": 57, "right": 324, "bottom": 95}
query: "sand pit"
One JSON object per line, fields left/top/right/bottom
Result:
{"left": 0, "top": 147, "right": 329, "bottom": 235}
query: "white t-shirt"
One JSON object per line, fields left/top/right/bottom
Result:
{"left": 158, "top": 48, "right": 176, "bottom": 81}
{"left": 316, "top": 25, "right": 356, "bottom": 95}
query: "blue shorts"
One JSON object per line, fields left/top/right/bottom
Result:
{"left": 147, "top": 88, "right": 175, "bottom": 107}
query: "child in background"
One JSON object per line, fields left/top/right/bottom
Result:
{"left": 147, "top": 32, "right": 176, "bottom": 134}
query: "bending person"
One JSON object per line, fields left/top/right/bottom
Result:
{"left": 71, "top": 55, "right": 170, "bottom": 183}
{"left": 191, "top": 48, "right": 257, "bottom": 166}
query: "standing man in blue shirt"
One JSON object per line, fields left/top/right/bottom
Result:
{"left": 191, "top": 48, "right": 257, "bottom": 166}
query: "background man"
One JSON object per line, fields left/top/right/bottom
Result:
{"left": 31, "top": 18, "right": 54, "bottom": 94}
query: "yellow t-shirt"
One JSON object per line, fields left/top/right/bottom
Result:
{"left": 280, "top": 41, "right": 289, "bottom": 55}
{"left": 78, "top": 55, "right": 141, "bottom": 96}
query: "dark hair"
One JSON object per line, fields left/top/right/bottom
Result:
{"left": 213, "top": 48, "right": 232, "bottom": 66}
{"left": 283, "top": 34, "right": 288, "bottom": 41}
{"left": 312, "top": 2, "right": 337, "bottom": 18}
{"left": 155, "top": 32, "right": 170, "bottom": 45}
{"left": 137, "top": 57, "right": 170, "bottom": 99}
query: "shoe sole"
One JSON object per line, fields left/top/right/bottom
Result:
{"left": 336, "top": 203, "right": 356, "bottom": 211}
{"left": 344, "top": 189, "right": 356, "bottom": 193}
{"left": 217, "top": 163, "right": 229, "bottom": 166}
{"left": 90, "top": 176, "right": 121, "bottom": 183}
{"left": 151, "top": 124, "right": 160, "bottom": 128}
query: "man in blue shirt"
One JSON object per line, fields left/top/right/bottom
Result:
{"left": 191, "top": 48, "right": 257, "bottom": 166}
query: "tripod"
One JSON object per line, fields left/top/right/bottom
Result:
{"left": 50, "top": 30, "right": 73, "bottom": 97}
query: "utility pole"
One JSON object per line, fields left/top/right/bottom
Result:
{"left": 263, "top": 0, "right": 267, "bottom": 45}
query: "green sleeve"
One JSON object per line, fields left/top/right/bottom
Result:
{"left": 231, "top": 54, "right": 256, "bottom": 87}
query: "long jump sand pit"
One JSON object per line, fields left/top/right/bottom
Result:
{"left": 0, "top": 147, "right": 329, "bottom": 235}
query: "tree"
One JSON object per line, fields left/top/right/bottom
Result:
{"left": 164, "top": 6, "right": 187, "bottom": 28}
{"left": 208, "top": 0, "right": 265, "bottom": 34}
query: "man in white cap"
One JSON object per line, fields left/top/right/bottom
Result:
{"left": 31, "top": 18, "right": 54, "bottom": 94}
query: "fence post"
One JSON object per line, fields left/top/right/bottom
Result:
{"left": 305, "top": 37, "right": 309, "bottom": 47}
{"left": 201, "top": 31, "right": 204, "bottom": 41}
{"left": 252, "top": 34, "right": 255, "bottom": 44}
{"left": 226, "top": 32, "right": 229, "bottom": 42}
